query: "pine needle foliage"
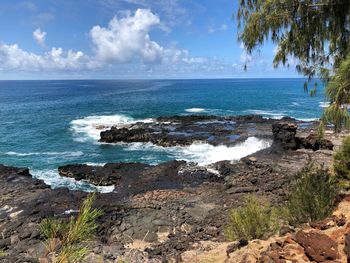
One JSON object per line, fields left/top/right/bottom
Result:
{"left": 323, "top": 53, "right": 350, "bottom": 131}
{"left": 286, "top": 164, "right": 339, "bottom": 225}
{"left": 237, "top": 0, "right": 350, "bottom": 81}
{"left": 39, "top": 193, "right": 102, "bottom": 263}
{"left": 237, "top": 1, "right": 350, "bottom": 131}
{"left": 225, "top": 195, "right": 280, "bottom": 241}
{"left": 333, "top": 136, "right": 350, "bottom": 181}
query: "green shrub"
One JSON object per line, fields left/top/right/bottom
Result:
{"left": 334, "top": 136, "right": 350, "bottom": 182}
{"left": 287, "top": 164, "right": 339, "bottom": 225}
{"left": 225, "top": 195, "right": 280, "bottom": 241}
{"left": 39, "top": 193, "right": 102, "bottom": 263}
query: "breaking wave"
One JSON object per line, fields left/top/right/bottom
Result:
{"left": 126, "top": 137, "right": 271, "bottom": 166}
{"left": 31, "top": 169, "right": 114, "bottom": 193}
{"left": 70, "top": 114, "right": 153, "bottom": 142}
{"left": 185, "top": 108, "right": 206, "bottom": 113}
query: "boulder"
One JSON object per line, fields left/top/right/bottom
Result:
{"left": 299, "top": 134, "right": 334, "bottom": 151}
{"left": 272, "top": 122, "right": 298, "bottom": 150}
{"left": 294, "top": 230, "right": 339, "bottom": 262}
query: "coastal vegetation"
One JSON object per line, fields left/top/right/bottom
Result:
{"left": 237, "top": 0, "right": 350, "bottom": 131}
{"left": 225, "top": 195, "right": 280, "bottom": 241}
{"left": 334, "top": 136, "right": 350, "bottom": 184}
{"left": 286, "top": 164, "right": 339, "bottom": 225}
{"left": 39, "top": 193, "right": 102, "bottom": 263}
{"left": 226, "top": 162, "right": 341, "bottom": 241}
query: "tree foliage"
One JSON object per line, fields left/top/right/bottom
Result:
{"left": 237, "top": 0, "right": 350, "bottom": 130}
{"left": 334, "top": 135, "right": 350, "bottom": 181}
{"left": 286, "top": 164, "right": 339, "bottom": 225}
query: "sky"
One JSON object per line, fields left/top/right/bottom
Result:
{"left": 0, "top": 0, "right": 300, "bottom": 79}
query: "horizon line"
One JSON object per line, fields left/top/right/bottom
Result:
{"left": 0, "top": 76, "right": 313, "bottom": 81}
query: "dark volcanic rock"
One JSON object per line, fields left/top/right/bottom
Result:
{"left": 299, "top": 134, "right": 334, "bottom": 151}
{"left": 0, "top": 115, "right": 337, "bottom": 262}
{"left": 272, "top": 122, "right": 298, "bottom": 150}
{"left": 99, "top": 114, "right": 277, "bottom": 147}
{"left": 59, "top": 161, "right": 223, "bottom": 196}
{"left": 272, "top": 121, "right": 333, "bottom": 151}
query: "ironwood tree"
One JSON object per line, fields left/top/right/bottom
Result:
{"left": 237, "top": 0, "right": 350, "bottom": 131}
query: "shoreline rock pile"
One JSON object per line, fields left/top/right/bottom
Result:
{"left": 0, "top": 115, "right": 344, "bottom": 262}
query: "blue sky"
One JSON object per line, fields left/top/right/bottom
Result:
{"left": 0, "top": 0, "right": 299, "bottom": 79}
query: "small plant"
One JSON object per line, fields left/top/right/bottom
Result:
{"left": 0, "top": 249, "right": 7, "bottom": 257}
{"left": 286, "top": 164, "right": 339, "bottom": 225}
{"left": 334, "top": 136, "right": 350, "bottom": 183}
{"left": 317, "top": 120, "right": 325, "bottom": 140}
{"left": 225, "top": 195, "right": 280, "bottom": 241}
{"left": 39, "top": 193, "right": 102, "bottom": 263}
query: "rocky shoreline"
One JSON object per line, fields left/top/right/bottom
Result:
{"left": 0, "top": 115, "right": 346, "bottom": 262}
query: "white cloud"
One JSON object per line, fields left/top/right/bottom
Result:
{"left": 220, "top": 24, "right": 228, "bottom": 31}
{"left": 0, "top": 8, "right": 269, "bottom": 77}
{"left": 0, "top": 44, "right": 95, "bottom": 72}
{"left": 33, "top": 28, "right": 46, "bottom": 46}
{"left": 90, "top": 9, "right": 163, "bottom": 64}
{"left": 208, "top": 23, "right": 228, "bottom": 33}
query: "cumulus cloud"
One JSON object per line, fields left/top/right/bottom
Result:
{"left": 90, "top": 9, "right": 163, "bottom": 64}
{"left": 0, "top": 8, "right": 243, "bottom": 77}
{"left": 33, "top": 28, "right": 46, "bottom": 46}
{"left": 0, "top": 43, "right": 96, "bottom": 72}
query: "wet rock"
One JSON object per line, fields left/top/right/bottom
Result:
{"left": 99, "top": 115, "right": 277, "bottom": 147}
{"left": 59, "top": 160, "right": 222, "bottom": 196}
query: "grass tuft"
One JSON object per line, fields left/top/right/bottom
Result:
{"left": 39, "top": 193, "right": 102, "bottom": 263}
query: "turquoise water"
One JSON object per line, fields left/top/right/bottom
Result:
{"left": 0, "top": 79, "right": 327, "bottom": 190}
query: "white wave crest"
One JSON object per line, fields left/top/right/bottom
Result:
{"left": 185, "top": 108, "right": 206, "bottom": 113}
{"left": 5, "top": 151, "right": 83, "bottom": 157}
{"left": 319, "top": 101, "right": 330, "bottom": 108}
{"left": 245, "top": 109, "right": 286, "bottom": 119}
{"left": 70, "top": 114, "right": 153, "bottom": 142}
{"left": 174, "top": 137, "right": 271, "bottom": 165}
{"left": 298, "top": 118, "right": 318, "bottom": 122}
{"left": 126, "top": 137, "right": 271, "bottom": 166}
{"left": 31, "top": 169, "right": 114, "bottom": 193}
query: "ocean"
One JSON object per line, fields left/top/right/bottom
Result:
{"left": 0, "top": 79, "right": 327, "bottom": 191}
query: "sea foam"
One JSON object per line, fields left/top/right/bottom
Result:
{"left": 126, "top": 137, "right": 271, "bottom": 166}
{"left": 185, "top": 108, "right": 206, "bottom": 113}
{"left": 70, "top": 114, "right": 153, "bottom": 142}
{"left": 319, "top": 101, "right": 330, "bottom": 108}
{"left": 245, "top": 109, "right": 286, "bottom": 119}
{"left": 31, "top": 169, "right": 114, "bottom": 193}
{"left": 5, "top": 151, "right": 83, "bottom": 157}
